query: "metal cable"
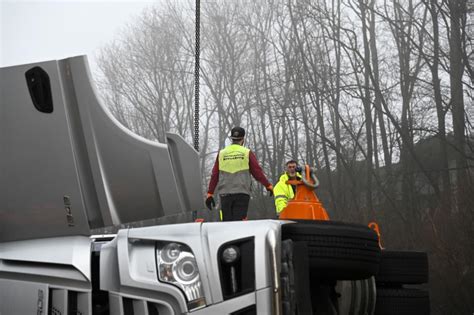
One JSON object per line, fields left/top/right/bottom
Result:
{"left": 194, "top": 0, "right": 200, "bottom": 152}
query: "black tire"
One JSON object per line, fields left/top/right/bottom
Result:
{"left": 375, "top": 288, "right": 430, "bottom": 315}
{"left": 282, "top": 220, "right": 381, "bottom": 280}
{"left": 376, "top": 250, "right": 429, "bottom": 284}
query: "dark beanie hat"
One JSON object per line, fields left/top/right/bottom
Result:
{"left": 230, "top": 126, "right": 245, "bottom": 139}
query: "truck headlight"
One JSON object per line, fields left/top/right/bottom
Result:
{"left": 156, "top": 242, "right": 206, "bottom": 310}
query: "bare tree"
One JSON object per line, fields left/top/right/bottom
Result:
{"left": 447, "top": 0, "right": 470, "bottom": 211}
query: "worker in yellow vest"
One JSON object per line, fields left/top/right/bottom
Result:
{"left": 273, "top": 160, "right": 302, "bottom": 216}
{"left": 206, "top": 127, "right": 273, "bottom": 221}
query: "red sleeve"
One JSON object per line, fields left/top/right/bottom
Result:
{"left": 249, "top": 151, "right": 272, "bottom": 187}
{"left": 207, "top": 154, "right": 220, "bottom": 194}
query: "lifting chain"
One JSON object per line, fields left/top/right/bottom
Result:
{"left": 193, "top": 0, "right": 201, "bottom": 152}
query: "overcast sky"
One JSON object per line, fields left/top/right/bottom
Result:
{"left": 0, "top": 0, "right": 156, "bottom": 71}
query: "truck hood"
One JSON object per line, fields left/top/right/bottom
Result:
{"left": 0, "top": 56, "right": 204, "bottom": 242}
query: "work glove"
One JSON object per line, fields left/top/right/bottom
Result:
{"left": 266, "top": 185, "right": 274, "bottom": 197}
{"left": 205, "top": 193, "right": 215, "bottom": 211}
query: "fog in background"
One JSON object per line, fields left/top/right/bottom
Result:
{"left": 0, "top": 0, "right": 155, "bottom": 70}
{"left": 1, "top": 0, "right": 473, "bottom": 314}
{"left": 95, "top": 1, "right": 473, "bottom": 314}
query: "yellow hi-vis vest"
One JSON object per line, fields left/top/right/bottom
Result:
{"left": 218, "top": 144, "right": 251, "bottom": 195}
{"left": 273, "top": 172, "right": 301, "bottom": 213}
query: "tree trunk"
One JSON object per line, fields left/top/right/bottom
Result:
{"left": 429, "top": 0, "right": 452, "bottom": 212}
{"left": 448, "top": 0, "right": 469, "bottom": 212}
{"left": 369, "top": 0, "right": 391, "bottom": 171}
{"left": 360, "top": 0, "right": 374, "bottom": 219}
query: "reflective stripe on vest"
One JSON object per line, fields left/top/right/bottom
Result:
{"left": 274, "top": 195, "right": 288, "bottom": 200}
{"left": 217, "top": 144, "right": 251, "bottom": 195}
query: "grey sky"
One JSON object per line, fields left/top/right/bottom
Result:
{"left": 1, "top": 0, "right": 156, "bottom": 70}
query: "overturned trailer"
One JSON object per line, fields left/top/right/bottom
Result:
{"left": 0, "top": 56, "right": 429, "bottom": 314}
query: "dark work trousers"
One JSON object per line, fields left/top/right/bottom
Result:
{"left": 219, "top": 193, "right": 251, "bottom": 221}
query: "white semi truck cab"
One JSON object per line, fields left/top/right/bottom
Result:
{"left": 1, "top": 220, "right": 283, "bottom": 314}
{"left": 0, "top": 56, "right": 429, "bottom": 315}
